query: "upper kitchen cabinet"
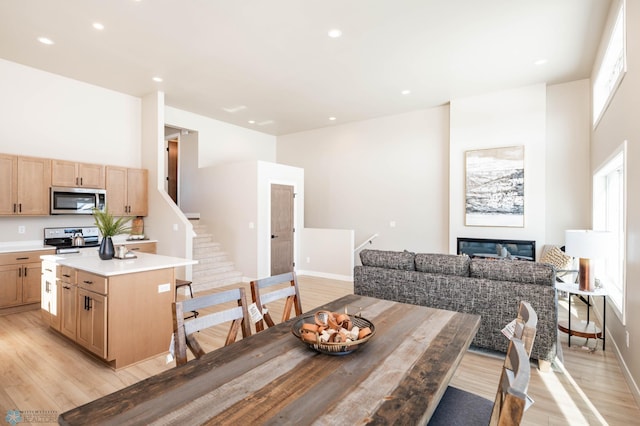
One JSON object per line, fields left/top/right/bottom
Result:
{"left": 52, "top": 160, "right": 105, "bottom": 188}
{"left": 105, "top": 166, "right": 148, "bottom": 217}
{"left": 0, "top": 154, "right": 51, "bottom": 216}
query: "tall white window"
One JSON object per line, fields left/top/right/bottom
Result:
{"left": 593, "top": 142, "right": 626, "bottom": 323}
{"left": 593, "top": 1, "right": 626, "bottom": 126}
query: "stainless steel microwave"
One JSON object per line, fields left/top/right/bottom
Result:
{"left": 50, "top": 187, "right": 106, "bottom": 215}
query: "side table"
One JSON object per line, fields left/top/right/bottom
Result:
{"left": 555, "top": 281, "right": 607, "bottom": 350}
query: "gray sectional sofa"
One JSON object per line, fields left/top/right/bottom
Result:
{"left": 354, "top": 249, "right": 558, "bottom": 364}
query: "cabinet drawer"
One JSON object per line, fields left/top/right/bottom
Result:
{"left": 124, "top": 242, "right": 156, "bottom": 254}
{"left": 0, "top": 250, "right": 54, "bottom": 266}
{"left": 77, "top": 270, "right": 107, "bottom": 295}
{"left": 58, "top": 265, "right": 76, "bottom": 284}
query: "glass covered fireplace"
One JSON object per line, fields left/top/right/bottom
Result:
{"left": 457, "top": 237, "right": 536, "bottom": 261}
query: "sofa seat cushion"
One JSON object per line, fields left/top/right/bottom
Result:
{"left": 470, "top": 259, "right": 555, "bottom": 285}
{"left": 360, "top": 249, "right": 415, "bottom": 271}
{"left": 415, "top": 253, "right": 470, "bottom": 277}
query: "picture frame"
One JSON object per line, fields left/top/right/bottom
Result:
{"left": 465, "top": 146, "right": 524, "bottom": 227}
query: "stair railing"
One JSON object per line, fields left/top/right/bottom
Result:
{"left": 354, "top": 233, "right": 379, "bottom": 253}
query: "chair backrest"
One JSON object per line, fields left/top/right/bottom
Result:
{"left": 490, "top": 338, "right": 531, "bottom": 426}
{"left": 512, "top": 300, "right": 537, "bottom": 357}
{"left": 250, "top": 271, "right": 302, "bottom": 332}
{"left": 172, "top": 287, "right": 251, "bottom": 366}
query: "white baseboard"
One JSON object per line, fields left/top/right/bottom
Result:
{"left": 296, "top": 270, "right": 353, "bottom": 282}
{"left": 592, "top": 303, "right": 640, "bottom": 407}
{"left": 607, "top": 327, "right": 640, "bottom": 407}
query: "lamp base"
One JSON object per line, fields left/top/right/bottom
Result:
{"left": 578, "top": 257, "right": 595, "bottom": 292}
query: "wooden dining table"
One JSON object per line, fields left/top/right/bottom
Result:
{"left": 58, "top": 294, "right": 480, "bottom": 425}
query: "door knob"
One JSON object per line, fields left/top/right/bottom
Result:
{"left": 271, "top": 235, "right": 278, "bottom": 239}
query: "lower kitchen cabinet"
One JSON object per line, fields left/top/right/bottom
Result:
{"left": 77, "top": 287, "right": 107, "bottom": 358}
{"left": 42, "top": 261, "right": 175, "bottom": 369}
{"left": 1, "top": 249, "right": 54, "bottom": 313}
{"left": 60, "top": 267, "right": 77, "bottom": 340}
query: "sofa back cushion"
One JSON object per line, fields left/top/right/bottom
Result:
{"left": 470, "top": 259, "right": 555, "bottom": 286}
{"left": 415, "top": 253, "right": 470, "bottom": 277}
{"left": 360, "top": 249, "right": 415, "bottom": 271}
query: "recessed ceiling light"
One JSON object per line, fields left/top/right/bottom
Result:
{"left": 534, "top": 59, "right": 548, "bottom": 66}
{"left": 401, "top": 90, "right": 411, "bottom": 95}
{"left": 152, "top": 76, "right": 163, "bottom": 82}
{"left": 92, "top": 22, "right": 104, "bottom": 30}
{"left": 37, "top": 37, "right": 54, "bottom": 45}
{"left": 328, "top": 29, "right": 342, "bottom": 38}
{"left": 248, "top": 120, "right": 256, "bottom": 124}
{"left": 328, "top": 117, "right": 337, "bottom": 121}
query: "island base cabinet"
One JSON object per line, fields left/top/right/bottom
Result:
{"left": 77, "top": 288, "right": 107, "bottom": 359}
{"left": 107, "top": 268, "right": 175, "bottom": 369}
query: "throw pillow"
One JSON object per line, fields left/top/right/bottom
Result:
{"left": 540, "top": 246, "right": 572, "bottom": 270}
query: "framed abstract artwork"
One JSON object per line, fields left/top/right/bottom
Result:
{"left": 465, "top": 146, "right": 524, "bottom": 227}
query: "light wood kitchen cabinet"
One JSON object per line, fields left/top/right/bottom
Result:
{"left": 1, "top": 249, "right": 54, "bottom": 311}
{"left": 77, "top": 287, "right": 107, "bottom": 358}
{"left": 122, "top": 241, "right": 157, "bottom": 254}
{"left": 0, "top": 154, "right": 51, "bottom": 216}
{"left": 51, "top": 159, "right": 105, "bottom": 188}
{"left": 105, "top": 166, "right": 148, "bottom": 217}
{"left": 60, "top": 266, "right": 77, "bottom": 340}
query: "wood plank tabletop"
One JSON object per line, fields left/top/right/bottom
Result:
{"left": 58, "top": 294, "right": 480, "bottom": 426}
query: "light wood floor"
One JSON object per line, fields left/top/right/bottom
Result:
{"left": 1, "top": 276, "right": 638, "bottom": 425}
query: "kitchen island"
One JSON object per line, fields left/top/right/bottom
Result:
{"left": 41, "top": 251, "right": 197, "bottom": 369}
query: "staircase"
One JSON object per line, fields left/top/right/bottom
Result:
{"left": 190, "top": 220, "right": 243, "bottom": 293}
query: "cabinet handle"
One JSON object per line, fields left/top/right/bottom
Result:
{"left": 18, "top": 268, "right": 22, "bottom": 278}
{"left": 130, "top": 248, "right": 139, "bottom": 251}
{"left": 16, "top": 256, "right": 29, "bottom": 260}
{"left": 63, "top": 274, "right": 71, "bottom": 278}
{"left": 83, "top": 280, "right": 93, "bottom": 285}
{"left": 13, "top": 203, "right": 16, "bottom": 213}
{"left": 63, "top": 285, "right": 71, "bottom": 290}
{"left": 18, "top": 203, "right": 22, "bottom": 213}
{"left": 23, "top": 267, "right": 27, "bottom": 277}
{"left": 80, "top": 177, "right": 83, "bottom": 186}
{"left": 45, "top": 268, "right": 53, "bottom": 273}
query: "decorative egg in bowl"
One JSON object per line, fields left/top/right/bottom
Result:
{"left": 291, "top": 310, "right": 375, "bottom": 355}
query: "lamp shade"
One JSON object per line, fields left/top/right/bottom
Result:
{"left": 564, "top": 230, "right": 613, "bottom": 259}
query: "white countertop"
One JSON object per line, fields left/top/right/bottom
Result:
{"left": 41, "top": 251, "right": 197, "bottom": 277}
{"left": 0, "top": 241, "right": 55, "bottom": 254}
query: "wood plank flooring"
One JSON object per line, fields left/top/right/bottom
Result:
{"left": 0, "top": 276, "right": 638, "bottom": 425}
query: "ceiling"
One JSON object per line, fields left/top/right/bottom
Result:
{"left": 0, "top": 0, "right": 611, "bottom": 136}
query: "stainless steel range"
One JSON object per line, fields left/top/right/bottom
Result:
{"left": 44, "top": 226, "right": 101, "bottom": 254}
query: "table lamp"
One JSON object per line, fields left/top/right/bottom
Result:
{"left": 564, "top": 230, "right": 613, "bottom": 292}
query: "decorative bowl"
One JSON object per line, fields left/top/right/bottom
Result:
{"left": 291, "top": 313, "right": 375, "bottom": 355}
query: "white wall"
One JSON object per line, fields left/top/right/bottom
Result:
{"left": 165, "top": 106, "right": 276, "bottom": 168}
{"left": 449, "top": 84, "right": 547, "bottom": 257}
{"left": 299, "top": 228, "right": 354, "bottom": 281}
{"left": 590, "top": 0, "right": 640, "bottom": 402}
{"left": 141, "top": 92, "right": 192, "bottom": 274}
{"left": 545, "top": 80, "right": 592, "bottom": 244}
{"left": 0, "top": 59, "right": 141, "bottom": 243}
{"left": 194, "top": 161, "right": 258, "bottom": 278}
{"left": 189, "top": 160, "right": 303, "bottom": 280}
{"left": 277, "top": 108, "right": 450, "bottom": 255}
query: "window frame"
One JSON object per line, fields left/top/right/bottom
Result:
{"left": 592, "top": 0, "right": 627, "bottom": 128}
{"left": 593, "top": 141, "right": 627, "bottom": 324}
